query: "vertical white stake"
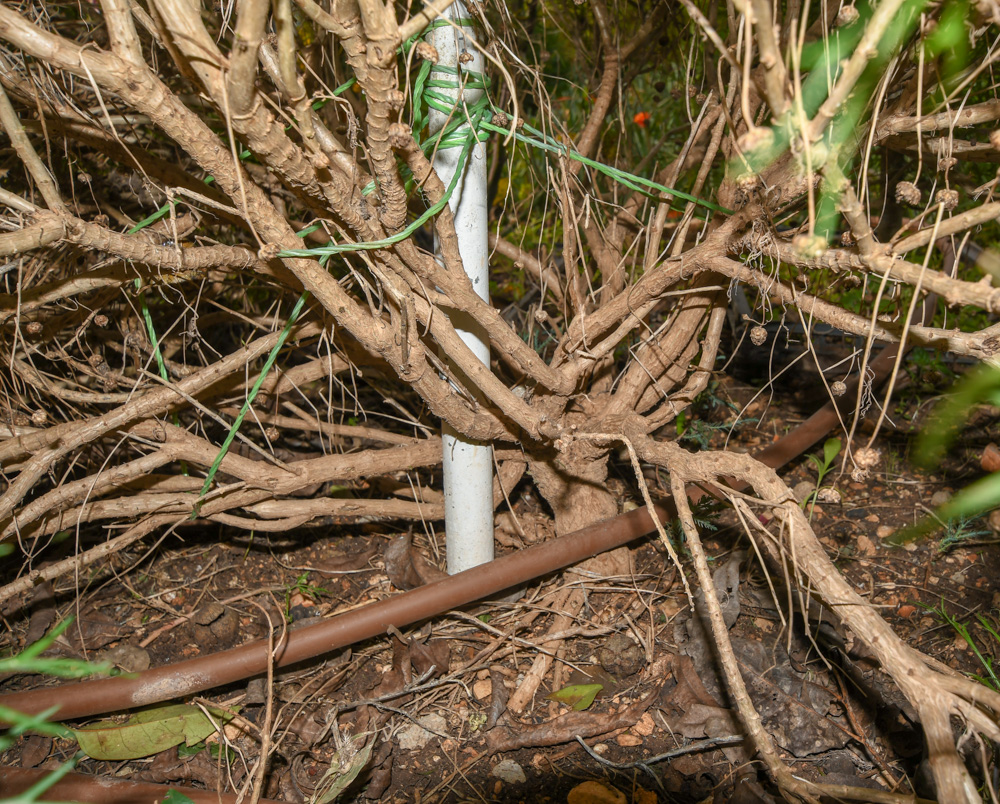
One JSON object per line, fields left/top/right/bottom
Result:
{"left": 428, "top": 3, "right": 493, "bottom": 573}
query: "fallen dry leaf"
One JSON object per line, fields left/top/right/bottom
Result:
{"left": 384, "top": 533, "right": 447, "bottom": 590}
{"left": 567, "top": 780, "right": 626, "bottom": 804}
{"left": 632, "top": 712, "right": 655, "bottom": 736}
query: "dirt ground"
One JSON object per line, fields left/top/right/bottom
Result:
{"left": 2, "top": 344, "right": 999, "bottom": 804}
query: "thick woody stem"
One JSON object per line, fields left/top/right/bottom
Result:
{"left": 355, "top": 0, "right": 408, "bottom": 230}
{"left": 667, "top": 472, "right": 804, "bottom": 798}
{"left": 393, "top": 128, "right": 574, "bottom": 394}
{"left": 0, "top": 84, "right": 65, "bottom": 212}
{"left": 764, "top": 239, "right": 1000, "bottom": 312}
{"left": 840, "top": 184, "right": 877, "bottom": 256}
{"left": 0, "top": 6, "right": 518, "bottom": 441}
{"left": 0, "top": 323, "right": 315, "bottom": 527}
{"left": 749, "top": 0, "right": 789, "bottom": 117}
{"left": 894, "top": 201, "right": 1000, "bottom": 254}
{"left": 877, "top": 98, "right": 1000, "bottom": 137}
{"left": 556, "top": 217, "right": 741, "bottom": 375}
{"left": 228, "top": 0, "right": 271, "bottom": 117}
{"left": 98, "top": 0, "right": 145, "bottom": 65}
{"left": 256, "top": 42, "right": 366, "bottom": 182}
{"left": 154, "top": 0, "right": 366, "bottom": 230}
{"left": 0, "top": 216, "right": 65, "bottom": 256}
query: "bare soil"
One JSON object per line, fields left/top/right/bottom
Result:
{"left": 2, "top": 354, "right": 999, "bottom": 804}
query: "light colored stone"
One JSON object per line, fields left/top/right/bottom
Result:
{"left": 491, "top": 759, "right": 526, "bottom": 784}
{"left": 397, "top": 714, "right": 447, "bottom": 751}
{"left": 876, "top": 525, "right": 894, "bottom": 539}
{"left": 473, "top": 679, "right": 492, "bottom": 700}
{"left": 616, "top": 733, "right": 642, "bottom": 747}
{"left": 792, "top": 480, "right": 815, "bottom": 503}
{"left": 99, "top": 644, "right": 150, "bottom": 674}
{"left": 855, "top": 534, "right": 877, "bottom": 556}
{"left": 930, "top": 490, "right": 951, "bottom": 508}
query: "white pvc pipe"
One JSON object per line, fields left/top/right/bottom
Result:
{"left": 427, "top": 3, "right": 493, "bottom": 574}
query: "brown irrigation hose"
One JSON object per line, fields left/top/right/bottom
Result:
{"left": 0, "top": 501, "right": 671, "bottom": 723}
{"left": 0, "top": 329, "right": 923, "bottom": 725}
{"left": 0, "top": 768, "right": 286, "bottom": 804}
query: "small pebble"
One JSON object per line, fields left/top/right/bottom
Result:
{"left": 491, "top": 759, "right": 526, "bottom": 784}
{"left": 209, "top": 608, "right": 239, "bottom": 642}
{"left": 982, "top": 443, "right": 1000, "bottom": 473}
{"left": 398, "top": 714, "right": 447, "bottom": 751}
{"left": 246, "top": 678, "right": 267, "bottom": 705}
{"left": 193, "top": 602, "right": 225, "bottom": 625}
{"left": 792, "top": 480, "right": 814, "bottom": 503}
{"left": 855, "top": 534, "right": 876, "bottom": 556}
{"left": 876, "top": 525, "right": 895, "bottom": 539}
{"left": 99, "top": 644, "right": 150, "bottom": 674}
{"left": 930, "top": 490, "right": 951, "bottom": 508}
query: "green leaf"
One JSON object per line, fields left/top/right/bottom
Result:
{"left": 893, "top": 363, "right": 1000, "bottom": 545}
{"left": 823, "top": 438, "right": 842, "bottom": 467}
{"left": 936, "top": 474, "right": 1000, "bottom": 526}
{"left": 889, "top": 473, "right": 1000, "bottom": 545}
{"left": 162, "top": 791, "right": 197, "bottom": 804}
{"left": 313, "top": 735, "right": 375, "bottom": 803}
{"left": 916, "top": 364, "right": 1000, "bottom": 467}
{"left": 176, "top": 741, "right": 206, "bottom": 757}
{"left": 70, "top": 704, "right": 235, "bottom": 760}
{"left": 0, "top": 619, "right": 112, "bottom": 680}
{"left": 546, "top": 683, "right": 602, "bottom": 711}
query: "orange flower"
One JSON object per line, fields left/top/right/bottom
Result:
{"left": 633, "top": 111, "right": 651, "bottom": 128}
